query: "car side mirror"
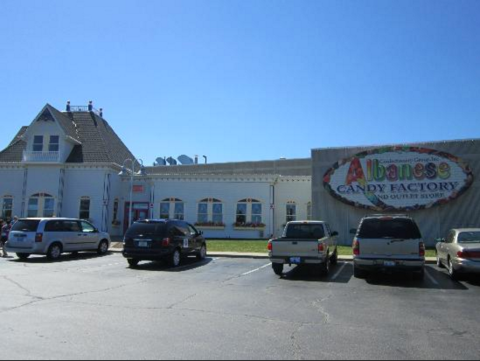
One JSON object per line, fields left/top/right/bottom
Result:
{"left": 331, "top": 231, "right": 339, "bottom": 237}
{"left": 350, "top": 229, "right": 357, "bottom": 235}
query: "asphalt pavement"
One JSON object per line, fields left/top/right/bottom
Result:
{"left": 1, "top": 252, "right": 480, "bottom": 360}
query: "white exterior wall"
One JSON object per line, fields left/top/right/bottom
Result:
{"left": 273, "top": 178, "right": 312, "bottom": 237}
{"left": 0, "top": 166, "right": 26, "bottom": 218}
{"left": 24, "top": 120, "right": 75, "bottom": 163}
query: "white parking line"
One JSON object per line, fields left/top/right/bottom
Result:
{"left": 331, "top": 263, "right": 349, "bottom": 281}
{"left": 241, "top": 263, "right": 272, "bottom": 277}
{"left": 425, "top": 268, "right": 440, "bottom": 286}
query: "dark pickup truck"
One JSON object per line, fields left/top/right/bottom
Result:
{"left": 268, "top": 221, "right": 339, "bottom": 276}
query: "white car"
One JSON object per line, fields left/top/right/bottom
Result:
{"left": 6, "top": 218, "right": 111, "bottom": 261}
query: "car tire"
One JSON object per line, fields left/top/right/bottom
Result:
{"left": 47, "top": 243, "right": 63, "bottom": 261}
{"left": 354, "top": 266, "right": 367, "bottom": 279}
{"left": 169, "top": 249, "right": 182, "bottom": 268}
{"left": 319, "top": 256, "right": 330, "bottom": 277}
{"left": 272, "top": 263, "right": 284, "bottom": 276}
{"left": 436, "top": 253, "right": 444, "bottom": 269}
{"left": 196, "top": 244, "right": 207, "bottom": 261}
{"left": 16, "top": 253, "right": 30, "bottom": 260}
{"left": 128, "top": 259, "right": 140, "bottom": 268}
{"left": 448, "top": 258, "right": 460, "bottom": 281}
{"left": 97, "top": 240, "right": 109, "bottom": 256}
{"left": 330, "top": 249, "right": 338, "bottom": 266}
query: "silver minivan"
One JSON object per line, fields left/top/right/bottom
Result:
{"left": 6, "top": 218, "right": 111, "bottom": 260}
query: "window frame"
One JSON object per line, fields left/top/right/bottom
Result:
{"left": 79, "top": 197, "right": 91, "bottom": 220}
{"left": 33, "top": 135, "right": 44, "bottom": 152}
{"left": 48, "top": 135, "right": 60, "bottom": 152}
{"left": 1, "top": 196, "right": 14, "bottom": 220}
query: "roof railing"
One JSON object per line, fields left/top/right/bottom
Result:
{"left": 68, "top": 106, "right": 102, "bottom": 116}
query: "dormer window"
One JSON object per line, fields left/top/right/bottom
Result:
{"left": 33, "top": 136, "right": 44, "bottom": 152}
{"left": 49, "top": 136, "right": 60, "bottom": 152}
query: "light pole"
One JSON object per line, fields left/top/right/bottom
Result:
{"left": 119, "top": 159, "right": 147, "bottom": 229}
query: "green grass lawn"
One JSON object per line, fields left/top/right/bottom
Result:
{"left": 207, "top": 240, "right": 436, "bottom": 258}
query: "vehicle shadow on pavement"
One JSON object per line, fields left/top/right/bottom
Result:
{"left": 280, "top": 263, "right": 352, "bottom": 284}
{"left": 365, "top": 267, "right": 468, "bottom": 291}
{"left": 9, "top": 252, "right": 115, "bottom": 264}
{"left": 128, "top": 257, "right": 213, "bottom": 272}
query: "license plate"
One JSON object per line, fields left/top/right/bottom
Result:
{"left": 290, "top": 257, "right": 302, "bottom": 264}
{"left": 137, "top": 242, "right": 149, "bottom": 248}
{"left": 384, "top": 261, "right": 396, "bottom": 267}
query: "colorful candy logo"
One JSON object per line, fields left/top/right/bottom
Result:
{"left": 323, "top": 147, "right": 474, "bottom": 212}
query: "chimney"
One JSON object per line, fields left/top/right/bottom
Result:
{"left": 203, "top": 155, "right": 208, "bottom": 164}
{"left": 195, "top": 155, "right": 199, "bottom": 165}
{"left": 88, "top": 101, "right": 93, "bottom": 112}
{"left": 66, "top": 101, "right": 71, "bottom": 112}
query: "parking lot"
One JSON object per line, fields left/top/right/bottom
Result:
{"left": 1, "top": 252, "right": 480, "bottom": 360}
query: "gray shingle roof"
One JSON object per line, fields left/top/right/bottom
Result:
{"left": 0, "top": 104, "right": 135, "bottom": 166}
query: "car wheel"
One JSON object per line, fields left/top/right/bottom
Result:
{"left": 330, "top": 249, "right": 338, "bottom": 266}
{"left": 436, "top": 253, "right": 444, "bottom": 269}
{"left": 354, "top": 266, "right": 367, "bottom": 279}
{"left": 196, "top": 244, "right": 207, "bottom": 261}
{"left": 169, "top": 249, "right": 181, "bottom": 268}
{"left": 128, "top": 259, "right": 140, "bottom": 268}
{"left": 319, "top": 255, "right": 330, "bottom": 277}
{"left": 448, "top": 258, "right": 460, "bottom": 281}
{"left": 16, "top": 253, "right": 30, "bottom": 260}
{"left": 97, "top": 240, "right": 109, "bottom": 256}
{"left": 47, "top": 244, "right": 62, "bottom": 261}
{"left": 272, "top": 263, "right": 284, "bottom": 276}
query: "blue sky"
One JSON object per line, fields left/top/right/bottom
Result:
{"left": 1, "top": 0, "right": 479, "bottom": 165}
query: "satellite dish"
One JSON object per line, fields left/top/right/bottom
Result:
{"left": 178, "top": 155, "right": 194, "bottom": 165}
{"left": 166, "top": 157, "right": 178, "bottom": 166}
{"left": 155, "top": 158, "right": 167, "bottom": 166}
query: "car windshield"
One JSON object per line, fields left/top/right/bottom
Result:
{"left": 11, "top": 220, "right": 40, "bottom": 232}
{"left": 284, "top": 224, "right": 325, "bottom": 239}
{"left": 358, "top": 218, "right": 422, "bottom": 240}
{"left": 458, "top": 232, "right": 480, "bottom": 244}
{"left": 126, "top": 222, "right": 167, "bottom": 238}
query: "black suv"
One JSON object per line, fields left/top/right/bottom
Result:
{"left": 123, "top": 220, "right": 207, "bottom": 268}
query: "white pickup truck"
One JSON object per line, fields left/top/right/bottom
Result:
{"left": 268, "top": 221, "right": 339, "bottom": 276}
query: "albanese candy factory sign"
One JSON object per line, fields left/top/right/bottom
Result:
{"left": 323, "top": 146, "right": 474, "bottom": 212}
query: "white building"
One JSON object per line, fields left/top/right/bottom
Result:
{"left": 0, "top": 104, "right": 312, "bottom": 239}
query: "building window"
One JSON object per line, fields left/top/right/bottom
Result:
{"left": 196, "top": 199, "right": 224, "bottom": 226}
{"left": 2, "top": 196, "right": 13, "bottom": 219}
{"left": 307, "top": 202, "right": 312, "bottom": 221}
{"left": 79, "top": 197, "right": 91, "bottom": 220}
{"left": 286, "top": 202, "right": 297, "bottom": 223}
{"left": 49, "top": 136, "right": 60, "bottom": 152}
{"left": 236, "top": 199, "right": 263, "bottom": 226}
{"left": 112, "top": 199, "right": 119, "bottom": 223}
{"left": 160, "top": 198, "right": 184, "bottom": 220}
{"left": 28, "top": 194, "right": 55, "bottom": 218}
{"left": 33, "top": 136, "right": 44, "bottom": 152}
{"left": 236, "top": 202, "right": 247, "bottom": 224}
{"left": 198, "top": 202, "right": 209, "bottom": 223}
{"left": 160, "top": 201, "right": 170, "bottom": 219}
{"left": 28, "top": 198, "right": 39, "bottom": 217}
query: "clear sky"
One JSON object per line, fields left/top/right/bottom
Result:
{"left": 1, "top": 0, "right": 479, "bottom": 165}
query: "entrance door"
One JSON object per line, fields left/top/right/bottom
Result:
{"left": 124, "top": 203, "right": 149, "bottom": 233}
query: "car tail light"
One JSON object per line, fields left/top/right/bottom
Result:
{"left": 419, "top": 242, "right": 426, "bottom": 257}
{"left": 268, "top": 241, "right": 273, "bottom": 251}
{"left": 457, "top": 251, "right": 466, "bottom": 259}
{"left": 318, "top": 242, "right": 325, "bottom": 253}
{"left": 162, "top": 238, "right": 171, "bottom": 247}
{"left": 353, "top": 239, "right": 360, "bottom": 256}
{"left": 35, "top": 233, "right": 43, "bottom": 243}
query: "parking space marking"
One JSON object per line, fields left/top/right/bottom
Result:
{"left": 425, "top": 267, "right": 440, "bottom": 286}
{"left": 241, "top": 263, "right": 272, "bottom": 277}
{"left": 331, "top": 262, "right": 349, "bottom": 281}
